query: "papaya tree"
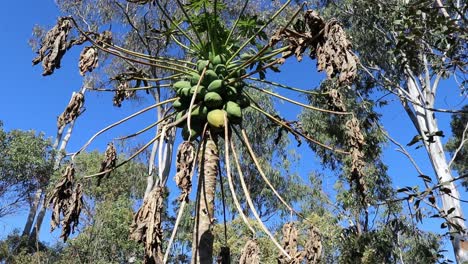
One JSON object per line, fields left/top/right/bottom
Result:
{"left": 30, "top": 1, "right": 395, "bottom": 263}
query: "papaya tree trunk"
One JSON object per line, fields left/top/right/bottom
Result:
{"left": 191, "top": 134, "right": 218, "bottom": 264}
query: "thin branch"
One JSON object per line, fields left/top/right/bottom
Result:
{"left": 246, "top": 84, "right": 350, "bottom": 115}
{"left": 224, "top": 119, "right": 255, "bottom": 235}
{"left": 230, "top": 131, "right": 291, "bottom": 260}
{"left": 448, "top": 121, "right": 468, "bottom": 168}
{"left": 73, "top": 98, "right": 176, "bottom": 157}
{"left": 248, "top": 103, "right": 349, "bottom": 154}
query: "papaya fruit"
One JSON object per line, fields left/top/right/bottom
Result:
{"left": 224, "top": 86, "right": 239, "bottom": 101}
{"left": 175, "top": 110, "right": 186, "bottom": 128}
{"left": 190, "top": 105, "right": 208, "bottom": 120}
{"left": 190, "top": 85, "right": 206, "bottom": 101}
{"left": 207, "top": 79, "right": 224, "bottom": 93}
{"left": 173, "top": 99, "right": 185, "bottom": 111}
{"left": 197, "top": 60, "right": 209, "bottom": 73}
{"left": 174, "top": 80, "right": 191, "bottom": 91}
{"left": 237, "top": 94, "right": 250, "bottom": 108}
{"left": 204, "top": 92, "right": 223, "bottom": 109}
{"left": 207, "top": 109, "right": 227, "bottom": 128}
{"left": 204, "top": 70, "right": 218, "bottom": 86}
{"left": 182, "top": 123, "right": 203, "bottom": 141}
{"left": 190, "top": 73, "right": 201, "bottom": 86}
{"left": 225, "top": 101, "right": 242, "bottom": 123}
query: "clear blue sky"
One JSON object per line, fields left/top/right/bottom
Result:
{"left": 0, "top": 0, "right": 466, "bottom": 261}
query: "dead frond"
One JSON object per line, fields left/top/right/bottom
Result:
{"left": 97, "top": 142, "right": 117, "bottom": 186}
{"left": 239, "top": 239, "right": 260, "bottom": 264}
{"left": 304, "top": 226, "right": 322, "bottom": 264}
{"left": 271, "top": 10, "right": 357, "bottom": 84}
{"left": 278, "top": 222, "right": 305, "bottom": 264}
{"left": 32, "top": 17, "right": 72, "bottom": 76}
{"left": 78, "top": 46, "right": 98, "bottom": 76}
{"left": 174, "top": 141, "right": 196, "bottom": 202}
{"left": 57, "top": 92, "right": 85, "bottom": 130}
{"left": 130, "top": 185, "right": 164, "bottom": 264}
{"left": 49, "top": 164, "right": 83, "bottom": 242}
{"left": 345, "top": 117, "right": 367, "bottom": 200}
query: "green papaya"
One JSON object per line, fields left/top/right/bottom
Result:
{"left": 182, "top": 123, "right": 203, "bottom": 141}
{"left": 173, "top": 99, "right": 185, "bottom": 111}
{"left": 190, "top": 85, "right": 206, "bottom": 101}
{"left": 225, "top": 101, "right": 242, "bottom": 123}
{"left": 207, "top": 79, "right": 224, "bottom": 93}
{"left": 174, "top": 80, "right": 191, "bottom": 91}
{"left": 204, "top": 70, "right": 218, "bottom": 85}
{"left": 214, "top": 64, "right": 227, "bottom": 76}
{"left": 190, "top": 105, "right": 208, "bottom": 120}
{"left": 237, "top": 94, "right": 250, "bottom": 108}
{"left": 197, "top": 60, "right": 209, "bottom": 73}
{"left": 212, "top": 54, "right": 226, "bottom": 66}
{"left": 207, "top": 109, "right": 227, "bottom": 128}
{"left": 204, "top": 92, "right": 223, "bottom": 109}
{"left": 190, "top": 73, "right": 201, "bottom": 86}
{"left": 225, "top": 86, "right": 239, "bottom": 101}
{"left": 175, "top": 110, "right": 186, "bottom": 128}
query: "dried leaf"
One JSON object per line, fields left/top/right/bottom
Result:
{"left": 57, "top": 92, "right": 85, "bottom": 130}
{"left": 32, "top": 17, "right": 72, "bottom": 76}
{"left": 239, "top": 239, "right": 260, "bottom": 264}
{"left": 97, "top": 142, "right": 117, "bottom": 186}
{"left": 278, "top": 222, "right": 305, "bottom": 264}
{"left": 174, "top": 141, "right": 196, "bottom": 202}
{"left": 304, "top": 226, "right": 322, "bottom": 263}
{"left": 48, "top": 164, "right": 83, "bottom": 242}
{"left": 270, "top": 10, "right": 357, "bottom": 84}
{"left": 130, "top": 185, "right": 164, "bottom": 264}
{"left": 78, "top": 46, "right": 99, "bottom": 76}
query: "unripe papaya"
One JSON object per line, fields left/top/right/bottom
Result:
{"left": 175, "top": 110, "right": 186, "bottom": 128}
{"left": 190, "top": 73, "right": 201, "bottom": 86}
{"left": 237, "top": 94, "right": 250, "bottom": 108}
{"left": 224, "top": 101, "right": 242, "bottom": 123}
{"left": 190, "top": 105, "right": 208, "bottom": 120}
{"left": 174, "top": 80, "right": 191, "bottom": 91}
{"left": 207, "top": 109, "right": 227, "bottom": 128}
{"left": 208, "top": 79, "right": 224, "bottom": 93}
{"left": 182, "top": 123, "right": 203, "bottom": 141}
{"left": 173, "top": 99, "right": 185, "bottom": 111}
{"left": 225, "top": 86, "right": 239, "bottom": 101}
{"left": 204, "top": 70, "right": 218, "bottom": 85}
{"left": 190, "top": 85, "right": 206, "bottom": 101}
{"left": 204, "top": 92, "right": 223, "bottom": 109}
{"left": 197, "top": 60, "right": 209, "bottom": 73}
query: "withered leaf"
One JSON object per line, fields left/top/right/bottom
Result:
{"left": 57, "top": 92, "right": 85, "bottom": 130}
{"left": 48, "top": 164, "right": 83, "bottom": 242}
{"left": 32, "top": 17, "right": 72, "bottom": 76}
{"left": 174, "top": 141, "right": 196, "bottom": 202}
{"left": 239, "top": 239, "right": 260, "bottom": 264}
{"left": 97, "top": 142, "right": 117, "bottom": 186}
{"left": 130, "top": 185, "right": 164, "bottom": 264}
{"left": 78, "top": 46, "right": 99, "bottom": 76}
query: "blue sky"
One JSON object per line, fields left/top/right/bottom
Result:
{"left": 0, "top": 0, "right": 466, "bottom": 261}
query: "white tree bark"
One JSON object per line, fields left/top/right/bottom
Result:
{"left": 405, "top": 72, "right": 467, "bottom": 263}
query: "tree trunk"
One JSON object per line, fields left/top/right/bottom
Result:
{"left": 29, "top": 197, "right": 47, "bottom": 240}
{"left": 405, "top": 74, "right": 467, "bottom": 263}
{"left": 22, "top": 188, "right": 43, "bottom": 236}
{"left": 191, "top": 135, "right": 218, "bottom": 264}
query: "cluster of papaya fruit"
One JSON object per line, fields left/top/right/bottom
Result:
{"left": 172, "top": 54, "right": 250, "bottom": 140}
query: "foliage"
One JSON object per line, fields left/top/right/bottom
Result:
{"left": 0, "top": 122, "right": 55, "bottom": 217}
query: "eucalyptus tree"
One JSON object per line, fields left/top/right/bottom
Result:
{"left": 319, "top": 0, "right": 468, "bottom": 261}
{"left": 29, "top": 1, "right": 393, "bottom": 263}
